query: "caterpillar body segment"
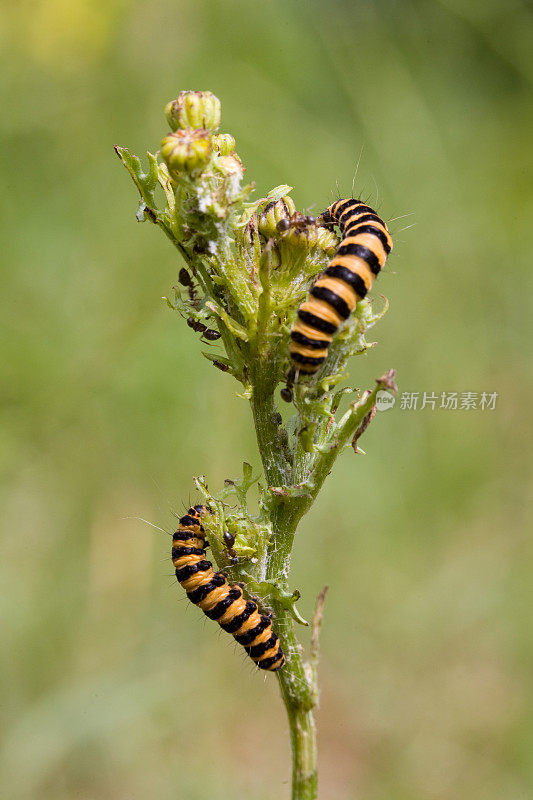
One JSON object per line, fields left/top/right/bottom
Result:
{"left": 172, "top": 506, "right": 285, "bottom": 671}
{"left": 289, "top": 198, "right": 392, "bottom": 377}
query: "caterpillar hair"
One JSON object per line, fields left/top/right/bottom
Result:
{"left": 285, "top": 198, "right": 392, "bottom": 397}
{"left": 172, "top": 506, "right": 285, "bottom": 671}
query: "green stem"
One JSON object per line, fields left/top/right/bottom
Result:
{"left": 250, "top": 365, "right": 396, "bottom": 799}
{"left": 278, "top": 585, "right": 328, "bottom": 800}
{"left": 284, "top": 695, "right": 318, "bottom": 800}
{"left": 251, "top": 366, "right": 318, "bottom": 800}
{"left": 269, "top": 515, "right": 318, "bottom": 800}
{"left": 249, "top": 363, "right": 290, "bottom": 490}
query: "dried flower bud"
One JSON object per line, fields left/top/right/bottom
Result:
{"left": 216, "top": 153, "right": 244, "bottom": 178}
{"left": 258, "top": 196, "right": 296, "bottom": 238}
{"left": 165, "top": 90, "right": 221, "bottom": 132}
{"left": 161, "top": 128, "right": 212, "bottom": 176}
{"left": 212, "top": 133, "right": 236, "bottom": 155}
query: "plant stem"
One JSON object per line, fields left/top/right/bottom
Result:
{"left": 269, "top": 516, "right": 318, "bottom": 800}
{"left": 250, "top": 364, "right": 319, "bottom": 800}
{"left": 250, "top": 360, "right": 396, "bottom": 798}
{"left": 284, "top": 697, "right": 318, "bottom": 800}
{"left": 281, "top": 587, "right": 326, "bottom": 800}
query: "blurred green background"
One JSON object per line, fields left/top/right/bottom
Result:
{"left": 1, "top": 1, "right": 532, "bottom": 798}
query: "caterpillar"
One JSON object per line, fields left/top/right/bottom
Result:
{"left": 172, "top": 505, "right": 285, "bottom": 671}
{"left": 286, "top": 198, "right": 392, "bottom": 391}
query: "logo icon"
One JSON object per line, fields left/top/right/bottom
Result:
{"left": 375, "top": 390, "right": 396, "bottom": 411}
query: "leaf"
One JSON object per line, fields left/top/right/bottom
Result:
{"left": 114, "top": 145, "right": 158, "bottom": 208}
{"left": 247, "top": 577, "right": 309, "bottom": 626}
{"left": 266, "top": 184, "right": 293, "bottom": 200}
{"left": 205, "top": 301, "right": 249, "bottom": 340}
{"left": 201, "top": 352, "right": 230, "bottom": 366}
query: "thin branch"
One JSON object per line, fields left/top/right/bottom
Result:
{"left": 310, "top": 369, "right": 397, "bottom": 491}
{"left": 309, "top": 585, "right": 329, "bottom": 703}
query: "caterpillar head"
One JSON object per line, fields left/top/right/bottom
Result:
{"left": 189, "top": 504, "right": 212, "bottom": 517}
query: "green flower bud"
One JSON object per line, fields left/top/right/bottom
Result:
{"left": 286, "top": 224, "right": 337, "bottom": 252}
{"left": 160, "top": 128, "right": 212, "bottom": 176}
{"left": 258, "top": 196, "right": 296, "bottom": 238}
{"left": 212, "top": 133, "right": 236, "bottom": 155}
{"left": 305, "top": 225, "right": 338, "bottom": 254}
{"left": 164, "top": 90, "right": 221, "bottom": 133}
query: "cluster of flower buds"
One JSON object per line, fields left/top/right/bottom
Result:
{"left": 161, "top": 90, "right": 243, "bottom": 185}
{"left": 258, "top": 196, "right": 338, "bottom": 254}
{"left": 118, "top": 87, "right": 389, "bottom": 422}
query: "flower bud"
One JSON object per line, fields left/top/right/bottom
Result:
{"left": 305, "top": 225, "right": 338, "bottom": 254}
{"left": 164, "top": 90, "right": 221, "bottom": 132}
{"left": 160, "top": 128, "right": 212, "bottom": 176}
{"left": 212, "top": 133, "right": 236, "bottom": 155}
{"left": 258, "top": 196, "right": 296, "bottom": 238}
{"left": 216, "top": 153, "right": 244, "bottom": 178}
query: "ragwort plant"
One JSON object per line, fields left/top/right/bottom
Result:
{"left": 116, "top": 89, "right": 396, "bottom": 800}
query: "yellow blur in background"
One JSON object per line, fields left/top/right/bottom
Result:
{"left": 1, "top": 1, "right": 532, "bottom": 798}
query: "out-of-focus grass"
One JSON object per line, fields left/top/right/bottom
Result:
{"left": 1, "top": 1, "right": 532, "bottom": 798}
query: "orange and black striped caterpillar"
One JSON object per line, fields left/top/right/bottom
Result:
{"left": 172, "top": 505, "right": 285, "bottom": 671}
{"left": 286, "top": 198, "right": 392, "bottom": 394}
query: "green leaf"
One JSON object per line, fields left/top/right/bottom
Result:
{"left": 205, "top": 301, "right": 249, "bottom": 341}
{"left": 266, "top": 184, "right": 293, "bottom": 200}
{"left": 114, "top": 145, "right": 158, "bottom": 208}
{"left": 241, "top": 574, "right": 309, "bottom": 626}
